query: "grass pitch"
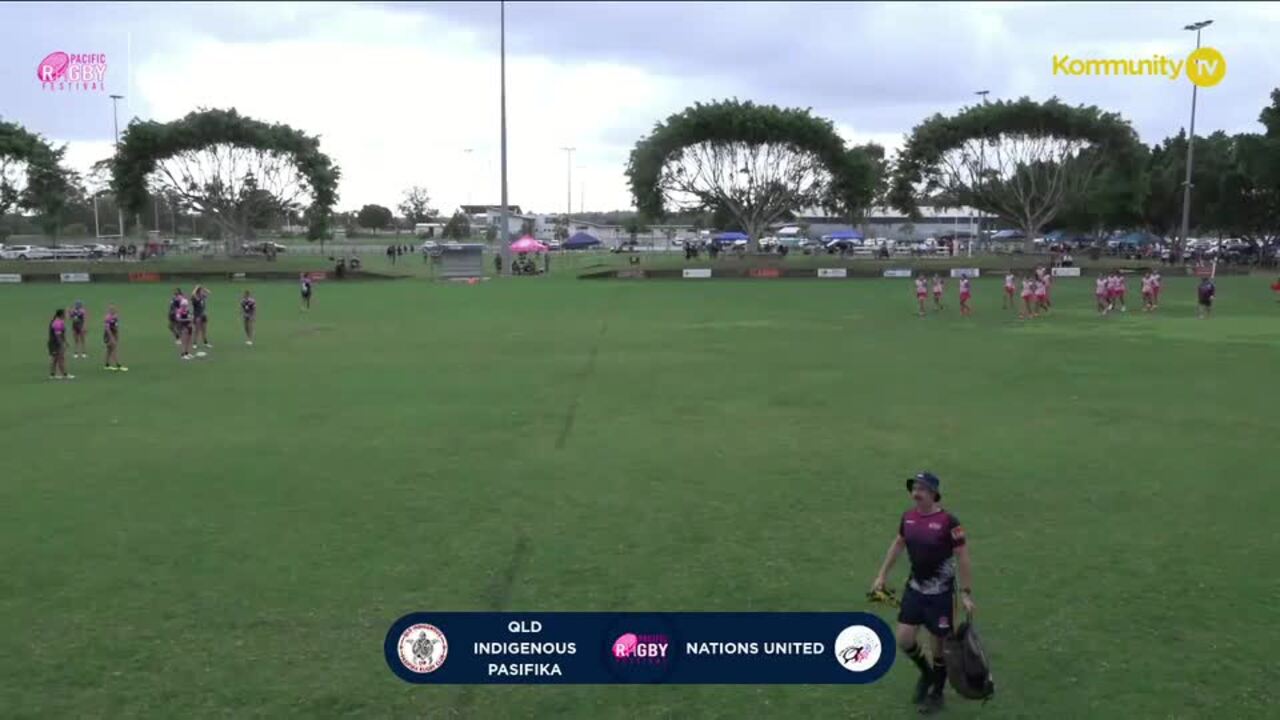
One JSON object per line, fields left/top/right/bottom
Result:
{"left": 1, "top": 273, "right": 1276, "bottom": 718}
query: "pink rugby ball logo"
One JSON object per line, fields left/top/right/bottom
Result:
{"left": 37, "top": 52, "right": 70, "bottom": 82}
{"left": 611, "top": 633, "right": 639, "bottom": 659}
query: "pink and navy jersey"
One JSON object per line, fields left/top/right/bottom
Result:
{"left": 915, "top": 279, "right": 927, "bottom": 295}
{"left": 176, "top": 298, "right": 192, "bottom": 321}
{"left": 71, "top": 307, "right": 87, "bottom": 326}
{"left": 899, "top": 508, "right": 966, "bottom": 595}
{"left": 300, "top": 277, "right": 312, "bottom": 294}
{"left": 241, "top": 297, "right": 257, "bottom": 317}
{"left": 104, "top": 313, "right": 119, "bottom": 335}
{"left": 50, "top": 317, "right": 65, "bottom": 339}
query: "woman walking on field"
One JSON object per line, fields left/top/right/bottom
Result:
{"left": 70, "top": 300, "right": 88, "bottom": 358}
{"left": 191, "top": 285, "right": 212, "bottom": 350}
{"left": 241, "top": 290, "right": 257, "bottom": 345}
{"left": 102, "top": 304, "right": 127, "bottom": 372}
{"left": 47, "top": 308, "right": 73, "bottom": 379}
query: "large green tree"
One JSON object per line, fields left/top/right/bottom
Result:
{"left": 398, "top": 186, "right": 436, "bottom": 224}
{"left": 442, "top": 211, "right": 471, "bottom": 239}
{"left": 627, "top": 99, "right": 884, "bottom": 250}
{"left": 0, "top": 119, "right": 74, "bottom": 236}
{"left": 111, "top": 108, "right": 340, "bottom": 247}
{"left": 357, "top": 203, "right": 393, "bottom": 231}
{"left": 890, "top": 97, "right": 1143, "bottom": 251}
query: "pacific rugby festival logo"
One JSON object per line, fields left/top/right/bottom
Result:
{"left": 37, "top": 52, "right": 109, "bottom": 92}
{"left": 1052, "top": 47, "right": 1226, "bottom": 88}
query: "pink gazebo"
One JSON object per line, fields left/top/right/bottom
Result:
{"left": 510, "top": 236, "right": 548, "bottom": 253}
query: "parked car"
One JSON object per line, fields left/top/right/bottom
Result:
{"left": 86, "top": 243, "right": 116, "bottom": 257}
{"left": 48, "top": 245, "right": 91, "bottom": 259}
{"left": 0, "top": 244, "right": 54, "bottom": 260}
{"left": 242, "top": 241, "right": 288, "bottom": 255}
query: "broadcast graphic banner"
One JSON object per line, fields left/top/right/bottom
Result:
{"left": 385, "top": 612, "right": 895, "bottom": 685}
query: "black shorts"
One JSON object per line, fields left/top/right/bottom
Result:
{"left": 1199, "top": 297, "right": 1213, "bottom": 307}
{"left": 898, "top": 587, "right": 955, "bottom": 637}
{"left": 72, "top": 322, "right": 85, "bottom": 334}
{"left": 104, "top": 331, "right": 117, "bottom": 345}
{"left": 48, "top": 341, "right": 62, "bottom": 356}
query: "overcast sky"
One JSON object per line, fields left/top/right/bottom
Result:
{"left": 2, "top": 1, "right": 1278, "bottom": 215}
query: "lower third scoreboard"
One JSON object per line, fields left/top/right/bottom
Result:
{"left": 385, "top": 612, "right": 895, "bottom": 684}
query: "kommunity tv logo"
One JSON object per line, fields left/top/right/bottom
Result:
{"left": 1053, "top": 47, "right": 1226, "bottom": 88}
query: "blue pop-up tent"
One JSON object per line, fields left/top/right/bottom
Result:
{"left": 828, "top": 229, "right": 864, "bottom": 241}
{"left": 711, "top": 231, "right": 748, "bottom": 245}
{"left": 564, "top": 232, "right": 601, "bottom": 249}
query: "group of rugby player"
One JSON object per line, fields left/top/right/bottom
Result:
{"left": 914, "top": 274, "right": 973, "bottom": 317}
{"left": 1093, "top": 269, "right": 1164, "bottom": 315}
{"left": 45, "top": 300, "right": 124, "bottom": 379}
{"left": 44, "top": 273, "right": 315, "bottom": 379}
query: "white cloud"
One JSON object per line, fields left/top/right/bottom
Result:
{"left": 54, "top": 3, "right": 670, "bottom": 215}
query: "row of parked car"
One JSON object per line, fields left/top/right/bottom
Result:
{"left": 0, "top": 243, "right": 118, "bottom": 260}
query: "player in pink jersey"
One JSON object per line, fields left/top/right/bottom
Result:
{"left": 175, "top": 295, "right": 195, "bottom": 360}
{"left": 931, "top": 275, "right": 945, "bottom": 312}
{"left": 102, "top": 305, "right": 127, "bottom": 371}
{"left": 958, "top": 275, "right": 973, "bottom": 317}
{"left": 1151, "top": 270, "right": 1163, "bottom": 309}
{"left": 70, "top": 300, "right": 88, "bottom": 358}
{"left": 1019, "top": 278, "right": 1036, "bottom": 319}
{"left": 47, "top": 308, "right": 73, "bottom": 379}
{"left": 1114, "top": 272, "right": 1128, "bottom": 313}
{"left": 1033, "top": 277, "right": 1048, "bottom": 314}
{"left": 1140, "top": 272, "right": 1155, "bottom": 312}
{"left": 915, "top": 277, "right": 928, "bottom": 317}
{"left": 1002, "top": 271, "right": 1016, "bottom": 310}
{"left": 1095, "top": 275, "right": 1109, "bottom": 314}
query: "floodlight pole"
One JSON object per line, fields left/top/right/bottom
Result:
{"left": 499, "top": 1, "right": 510, "bottom": 246}
{"left": 110, "top": 94, "right": 125, "bottom": 241}
{"left": 1178, "top": 20, "right": 1212, "bottom": 261}
{"left": 973, "top": 90, "right": 990, "bottom": 257}
{"left": 561, "top": 146, "right": 575, "bottom": 219}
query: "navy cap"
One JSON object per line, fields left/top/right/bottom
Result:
{"left": 906, "top": 472, "right": 942, "bottom": 500}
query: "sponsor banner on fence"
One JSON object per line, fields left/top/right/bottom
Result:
{"left": 749, "top": 267, "right": 781, "bottom": 278}
{"left": 60, "top": 272, "right": 90, "bottom": 283}
{"left": 1051, "top": 267, "right": 1082, "bottom": 277}
{"left": 129, "top": 272, "right": 161, "bottom": 282}
{"left": 230, "top": 272, "right": 247, "bottom": 280}
{"left": 305, "top": 271, "right": 328, "bottom": 281}
{"left": 682, "top": 268, "right": 712, "bottom": 279}
{"left": 817, "top": 268, "right": 848, "bottom": 278}
{"left": 616, "top": 269, "right": 646, "bottom": 279}
{"left": 1192, "top": 264, "right": 1214, "bottom": 278}
{"left": 882, "top": 269, "right": 912, "bottom": 278}
{"left": 0, "top": 273, "right": 22, "bottom": 283}
{"left": 949, "top": 268, "right": 980, "bottom": 278}
{"left": 385, "top": 612, "right": 895, "bottom": 685}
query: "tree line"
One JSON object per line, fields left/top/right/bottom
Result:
{"left": 4, "top": 91, "right": 1279, "bottom": 254}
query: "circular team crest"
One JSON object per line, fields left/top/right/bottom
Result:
{"left": 834, "top": 624, "right": 882, "bottom": 673}
{"left": 397, "top": 623, "right": 448, "bottom": 674}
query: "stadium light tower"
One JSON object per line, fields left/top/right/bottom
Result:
{"left": 110, "top": 94, "right": 126, "bottom": 241}
{"left": 1178, "top": 19, "right": 1213, "bottom": 259}
{"left": 972, "top": 90, "right": 991, "bottom": 257}
{"left": 561, "top": 147, "right": 575, "bottom": 218}
{"left": 499, "top": 1, "right": 510, "bottom": 246}
{"left": 463, "top": 148, "right": 474, "bottom": 205}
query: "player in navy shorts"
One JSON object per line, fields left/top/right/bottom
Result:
{"left": 871, "top": 472, "right": 975, "bottom": 714}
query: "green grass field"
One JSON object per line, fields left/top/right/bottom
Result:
{"left": 1, "top": 273, "right": 1277, "bottom": 718}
